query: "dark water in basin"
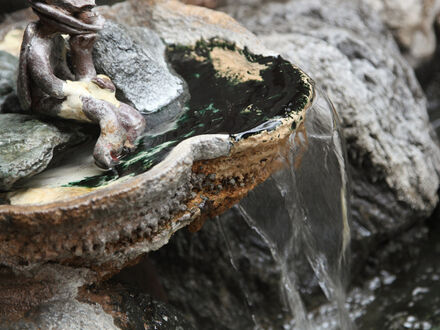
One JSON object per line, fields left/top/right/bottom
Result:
{"left": 69, "top": 39, "right": 312, "bottom": 188}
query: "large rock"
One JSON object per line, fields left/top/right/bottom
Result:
{"left": 93, "top": 21, "right": 186, "bottom": 124}
{"left": 0, "top": 114, "right": 87, "bottom": 191}
{"left": 219, "top": 0, "right": 440, "bottom": 264}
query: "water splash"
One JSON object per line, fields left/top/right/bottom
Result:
{"left": 236, "top": 89, "right": 354, "bottom": 329}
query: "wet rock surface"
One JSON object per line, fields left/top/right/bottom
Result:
{"left": 93, "top": 21, "right": 186, "bottom": 122}
{"left": 0, "top": 114, "right": 87, "bottom": 191}
{"left": 219, "top": 0, "right": 440, "bottom": 266}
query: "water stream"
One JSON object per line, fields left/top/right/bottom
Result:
{"left": 231, "top": 89, "right": 354, "bottom": 329}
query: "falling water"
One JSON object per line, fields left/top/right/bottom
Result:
{"left": 234, "top": 89, "right": 354, "bottom": 329}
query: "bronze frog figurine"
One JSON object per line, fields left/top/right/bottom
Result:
{"left": 18, "top": 0, "right": 146, "bottom": 168}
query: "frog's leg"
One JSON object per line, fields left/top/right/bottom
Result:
{"left": 33, "top": 94, "right": 127, "bottom": 168}
{"left": 81, "top": 96, "right": 130, "bottom": 168}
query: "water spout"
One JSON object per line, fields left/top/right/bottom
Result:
{"left": 237, "top": 89, "right": 355, "bottom": 329}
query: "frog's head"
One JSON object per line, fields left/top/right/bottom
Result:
{"left": 29, "top": 0, "right": 104, "bottom": 35}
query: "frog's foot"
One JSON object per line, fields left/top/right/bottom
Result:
{"left": 82, "top": 97, "right": 133, "bottom": 168}
{"left": 116, "top": 102, "right": 147, "bottom": 151}
{"left": 93, "top": 134, "right": 124, "bottom": 168}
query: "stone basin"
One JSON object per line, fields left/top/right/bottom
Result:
{"left": 0, "top": 0, "right": 313, "bottom": 280}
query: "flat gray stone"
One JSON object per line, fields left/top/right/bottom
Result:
{"left": 93, "top": 21, "right": 186, "bottom": 122}
{"left": 0, "top": 114, "right": 86, "bottom": 191}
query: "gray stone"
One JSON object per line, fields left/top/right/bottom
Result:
{"left": 0, "top": 114, "right": 86, "bottom": 191}
{"left": 93, "top": 21, "right": 187, "bottom": 125}
{"left": 219, "top": 0, "right": 440, "bottom": 261}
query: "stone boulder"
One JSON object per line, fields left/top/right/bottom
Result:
{"left": 0, "top": 114, "right": 87, "bottom": 191}
{"left": 93, "top": 21, "right": 187, "bottom": 125}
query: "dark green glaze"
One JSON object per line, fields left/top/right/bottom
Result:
{"left": 68, "top": 39, "right": 313, "bottom": 188}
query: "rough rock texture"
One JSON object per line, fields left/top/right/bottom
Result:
{"left": 0, "top": 114, "right": 87, "bottom": 191}
{"left": 94, "top": 21, "right": 186, "bottom": 121}
{"left": 219, "top": 0, "right": 440, "bottom": 264}
{"left": 362, "top": 0, "right": 440, "bottom": 65}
